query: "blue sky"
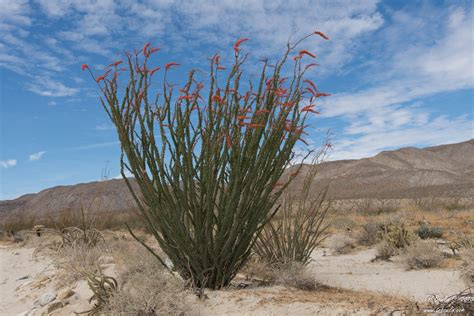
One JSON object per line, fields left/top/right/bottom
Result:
{"left": 0, "top": 0, "right": 473, "bottom": 200}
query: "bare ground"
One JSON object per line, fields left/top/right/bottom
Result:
{"left": 2, "top": 240, "right": 463, "bottom": 315}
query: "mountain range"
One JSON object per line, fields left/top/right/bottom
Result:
{"left": 1, "top": 139, "right": 473, "bottom": 223}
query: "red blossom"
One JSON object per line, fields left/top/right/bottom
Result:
{"left": 305, "top": 87, "right": 318, "bottom": 98}
{"left": 225, "top": 133, "right": 232, "bottom": 149}
{"left": 81, "top": 64, "right": 88, "bottom": 71}
{"left": 314, "top": 31, "right": 329, "bottom": 40}
{"left": 233, "top": 37, "right": 249, "bottom": 53}
{"left": 281, "top": 101, "right": 295, "bottom": 108}
{"left": 212, "top": 95, "right": 223, "bottom": 103}
{"left": 150, "top": 66, "right": 161, "bottom": 76}
{"left": 305, "top": 63, "right": 320, "bottom": 70}
{"left": 304, "top": 79, "right": 318, "bottom": 93}
{"left": 299, "top": 50, "right": 317, "bottom": 58}
{"left": 315, "top": 92, "right": 331, "bottom": 98}
{"left": 178, "top": 95, "right": 194, "bottom": 101}
{"left": 143, "top": 42, "right": 151, "bottom": 57}
{"left": 149, "top": 47, "right": 159, "bottom": 55}
{"left": 275, "top": 88, "right": 287, "bottom": 97}
{"left": 106, "top": 60, "right": 123, "bottom": 69}
{"left": 247, "top": 123, "right": 264, "bottom": 129}
{"left": 256, "top": 109, "right": 271, "bottom": 114}
{"left": 96, "top": 70, "right": 111, "bottom": 83}
{"left": 165, "top": 62, "right": 180, "bottom": 70}
{"left": 302, "top": 108, "right": 320, "bottom": 114}
{"left": 237, "top": 115, "right": 251, "bottom": 121}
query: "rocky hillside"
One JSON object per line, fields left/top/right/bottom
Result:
{"left": 1, "top": 139, "right": 473, "bottom": 222}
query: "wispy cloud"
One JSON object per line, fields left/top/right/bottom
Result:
{"left": 95, "top": 123, "right": 114, "bottom": 131}
{"left": 29, "top": 151, "right": 46, "bottom": 161}
{"left": 71, "top": 141, "right": 120, "bottom": 150}
{"left": 0, "top": 159, "right": 17, "bottom": 168}
{"left": 26, "top": 76, "right": 79, "bottom": 97}
{"left": 320, "top": 5, "right": 474, "bottom": 159}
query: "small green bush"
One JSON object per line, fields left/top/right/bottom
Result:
{"left": 380, "top": 222, "right": 414, "bottom": 249}
{"left": 416, "top": 224, "right": 443, "bottom": 239}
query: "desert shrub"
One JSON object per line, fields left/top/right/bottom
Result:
{"left": 87, "top": 32, "right": 330, "bottom": 289}
{"left": 457, "top": 234, "right": 474, "bottom": 249}
{"left": 375, "top": 241, "right": 398, "bottom": 260}
{"left": 329, "top": 234, "right": 356, "bottom": 254}
{"left": 273, "top": 261, "right": 321, "bottom": 291}
{"left": 332, "top": 216, "right": 357, "bottom": 231}
{"left": 254, "top": 149, "right": 332, "bottom": 265}
{"left": 80, "top": 269, "right": 118, "bottom": 316}
{"left": 416, "top": 223, "right": 443, "bottom": 239}
{"left": 242, "top": 259, "right": 320, "bottom": 291}
{"left": 404, "top": 240, "right": 444, "bottom": 270}
{"left": 354, "top": 198, "right": 397, "bottom": 216}
{"left": 107, "top": 243, "right": 186, "bottom": 315}
{"left": 358, "top": 222, "right": 384, "bottom": 246}
{"left": 380, "top": 221, "right": 415, "bottom": 250}
{"left": 428, "top": 287, "right": 474, "bottom": 315}
{"left": 54, "top": 243, "right": 110, "bottom": 286}
{"left": 461, "top": 249, "right": 474, "bottom": 286}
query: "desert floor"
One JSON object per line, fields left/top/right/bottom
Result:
{"left": 0, "top": 238, "right": 467, "bottom": 315}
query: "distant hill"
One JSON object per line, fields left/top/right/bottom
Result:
{"left": 1, "top": 139, "right": 473, "bottom": 222}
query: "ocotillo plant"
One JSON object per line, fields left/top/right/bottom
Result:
{"left": 254, "top": 144, "right": 333, "bottom": 266}
{"left": 84, "top": 31, "right": 330, "bottom": 289}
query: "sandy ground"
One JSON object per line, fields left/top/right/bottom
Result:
{"left": 0, "top": 244, "right": 93, "bottom": 316}
{"left": 0, "top": 241, "right": 466, "bottom": 315}
{"left": 310, "top": 247, "right": 465, "bottom": 303}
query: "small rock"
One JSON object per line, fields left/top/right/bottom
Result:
{"left": 39, "top": 291, "right": 56, "bottom": 306}
{"left": 98, "top": 255, "right": 114, "bottom": 264}
{"left": 69, "top": 293, "right": 82, "bottom": 303}
{"left": 16, "top": 309, "right": 35, "bottom": 316}
{"left": 47, "top": 301, "right": 64, "bottom": 314}
{"left": 57, "top": 288, "right": 75, "bottom": 300}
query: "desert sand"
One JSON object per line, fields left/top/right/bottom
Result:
{"left": 1, "top": 240, "right": 466, "bottom": 316}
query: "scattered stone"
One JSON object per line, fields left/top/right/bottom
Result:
{"left": 98, "top": 255, "right": 114, "bottom": 264}
{"left": 16, "top": 309, "right": 35, "bottom": 316}
{"left": 57, "top": 288, "right": 75, "bottom": 300}
{"left": 39, "top": 291, "right": 57, "bottom": 306}
{"left": 46, "top": 301, "right": 64, "bottom": 314}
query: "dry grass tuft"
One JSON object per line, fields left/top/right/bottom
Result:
{"left": 329, "top": 234, "right": 356, "bottom": 254}
{"left": 375, "top": 241, "right": 398, "bottom": 260}
{"left": 242, "top": 258, "right": 321, "bottom": 291}
{"left": 404, "top": 240, "right": 444, "bottom": 270}
{"left": 461, "top": 249, "right": 474, "bottom": 286}
{"left": 106, "top": 242, "right": 187, "bottom": 315}
{"left": 358, "top": 222, "right": 384, "bottom": 246}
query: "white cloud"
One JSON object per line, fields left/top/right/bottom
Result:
{"left": 0, "top": 159, "right": 17, "bottom": 168}
{"left": 29, "top": 151, "right": 46, "bottom": 161}
{"left": 330, "top": 115, "right": 473, "bottom": 160}
{"left": 72, "top": 141, "right": 120, "bottom": 150}
{"left": 27, "top": 76, "right": 79, "bottom": 97}
{"left": 319, "top": 5, "right": 474, "bottom": 159}
{"left": 95, "top": 123, "right": 114, "bottom": 131}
